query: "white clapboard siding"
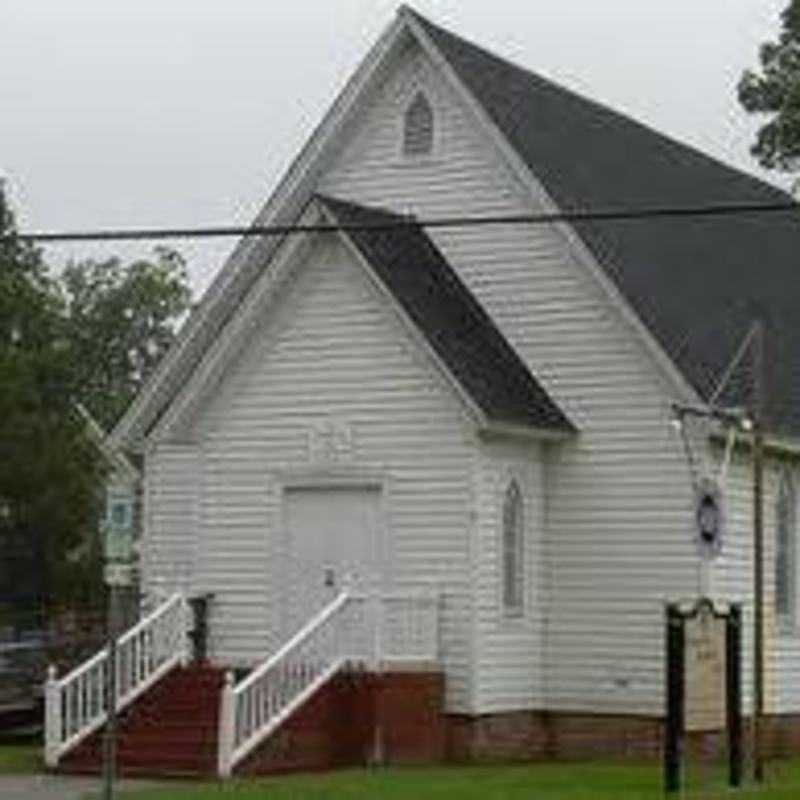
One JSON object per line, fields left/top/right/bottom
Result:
{"left": 319, "top": 40, "right": 698, "bottom": 716}
{"left": 714, "top": 446, "right": 800, "bottom": 714}
{"left": 142, "top": 444, "right": 199, "bottom": 599}
{"left": 773, "top": 457, "right": 800, "bottom": 713}
{"left": 473, "top": 438, "right": 544, "bottom": 712}
{"left": 175, "top": 236, "right": 477, "bottom": 711}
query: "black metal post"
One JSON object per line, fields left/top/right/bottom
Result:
{"left": 727, "top": 604, "right": 743, "bottom": 788}
{"left": 188, "top": 594, "right": 213, "bottom": 663}
{"left": 752, "top": 320, "right": 765, "bottom": 783}
{"left": 664, "top": 603, "right": 684, "bottom": 795}
{"left": 102, "top": 585, "right": 121, "bottom": 800}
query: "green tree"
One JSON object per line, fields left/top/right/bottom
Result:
{"left": 739, "top": 1, "right": 800, "bottom": 170}
{"left": 0, "top": 185, "right": 192, "bottom": 620}
{"left": 60, "top": 247, "right": 192, "bottom": 430}
{"left": 0, "top": 184, "right": 105, "bottom": 617}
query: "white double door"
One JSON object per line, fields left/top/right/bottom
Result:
{"left": 282, "top": 485, "right": 383, "bottom": 637}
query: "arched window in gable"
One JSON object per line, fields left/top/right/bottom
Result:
{"left": 403, "top": 91, "right": 434, "bottom": 157}
{"left": 502, "top": 479, "right": 524, "bottom": 616}
{"left": 776, "top": 468, "right": 796, "bottom": 624}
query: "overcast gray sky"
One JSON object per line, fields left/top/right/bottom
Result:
{"left": 1, "top": 0, "right": 789, "bottom": 293}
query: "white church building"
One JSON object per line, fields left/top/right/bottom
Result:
{"left": 46, "top": 6, "right": 800, "bottom": 775}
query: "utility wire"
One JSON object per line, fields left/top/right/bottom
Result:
{"left": 6, "top": 200, "right": 797, "bottom": 243}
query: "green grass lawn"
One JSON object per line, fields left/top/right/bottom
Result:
{"left": 0, "top": 740, "right": 42, "bottom": 774}
{"left": 3, "top": 745, "right": 800, "bottom": 799}
{"left": 106, "top": 761, "right": 800, "bottom": 800}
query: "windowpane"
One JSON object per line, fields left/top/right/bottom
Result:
{"left": 403, "top": 92, "right": 434, "bottom": 156}
{"left": 502, "top": 480, "right": 524, "bottom": 615}
{"left": 776, "top": 470, "right": 795, "bottom": 622}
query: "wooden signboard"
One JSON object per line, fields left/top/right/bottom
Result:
{"left": 103, "top": 487, "right": 135, "bottom": 563}
{"left": 664, "top": 598, "right": 742, "bottom": 795}
{"left": 684, "top": 603, "right": 727, "bottom": 731}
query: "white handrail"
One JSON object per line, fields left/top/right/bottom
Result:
{"left": 218, "top": 590, "right": 364, "bottom": 777}
{"left": 236, "top": 592, "right": 350, "bottom": 695}
{"left": 53, "top": 647, "right": 109, "bottom": 691}
{"left": 53, "top": 592, "right": 184, "bottom": 690}
{"left": 117, "top": 592, "right": 185, "bottom": 647}
{"left": 217, "top": 589, "right": 440, "bottom": 777}
{"left": 45, "top": 593, "right": 188, "bottom": 767}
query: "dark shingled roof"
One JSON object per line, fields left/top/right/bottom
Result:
{"left": 317, "top": 195, "right": 574, "bottom": 433}
{"left": 411, "top": 10, "right": 800, "bottom": 436}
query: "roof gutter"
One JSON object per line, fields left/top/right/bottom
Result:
{"left": 478, "top": 420, "right": 577, "bottom": 443}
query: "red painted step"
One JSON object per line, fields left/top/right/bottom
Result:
{"left": 57, "top": 664, "right": 446, "bottom": 779}
{"left": 58, "top": 663, "right": 226, "bottom": 778}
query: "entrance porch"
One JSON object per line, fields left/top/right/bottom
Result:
{"left": 44, "top": 589, "right": 442, "bottom": 778}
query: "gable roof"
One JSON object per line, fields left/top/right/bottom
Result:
{"left": 318, "top": 195, "right": 574, "bottom": 433}
{"left": 409, "top": 9, "right": 800, "bottom": 435}
{"left": 113, "top": 6, "right": 800, "bottom": 446}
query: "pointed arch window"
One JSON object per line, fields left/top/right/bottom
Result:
{"left": 403, "top": 91, "right": 434, "bottom": 157}
{"left": 502, "top": 479, "right": 524, "bottom": 617}
{"left": 776, "top": 469, "right": 796, "bottom": 625}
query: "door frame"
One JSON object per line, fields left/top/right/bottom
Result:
{"left": 276, "top": 466, "right": 391, "bottom": 636}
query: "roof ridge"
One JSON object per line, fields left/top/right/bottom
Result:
{"left": 403, "top": 6, "right": 562, "bottom": 89}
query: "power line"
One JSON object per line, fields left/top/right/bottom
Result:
{"left": 6, "top": 200, "right": 797, "bottom": 243}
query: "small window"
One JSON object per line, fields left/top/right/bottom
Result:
{"left": 403, "top": 91, "right": 434, "bottom": 157}
{"left": 776, "top": 469, "right": 796, "bottom": 625}
{"left": 502, "top": 479, "right": 524, "bottom": 616}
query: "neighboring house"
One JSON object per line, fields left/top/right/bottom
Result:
{"left": 46, "top": 7, "right": 800, "bottom": 774}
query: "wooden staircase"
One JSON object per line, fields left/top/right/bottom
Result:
{"left": 59, "top": 664, "right": 225, "bottom": 777}
{"left": 56, "top": 662, "right": 445, "bottom": 777}
{"left": 47, "top": 590, "right": 443, "bottom": 777}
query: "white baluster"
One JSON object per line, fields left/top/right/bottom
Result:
{"left": 65, "top": 683, "right": 73, "bottom": 737}
{"left": 217, "top": 671, "right": 236, "bottom": 778}
{"left": 44, "top": 665, "right": 61, "bottom": 768}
